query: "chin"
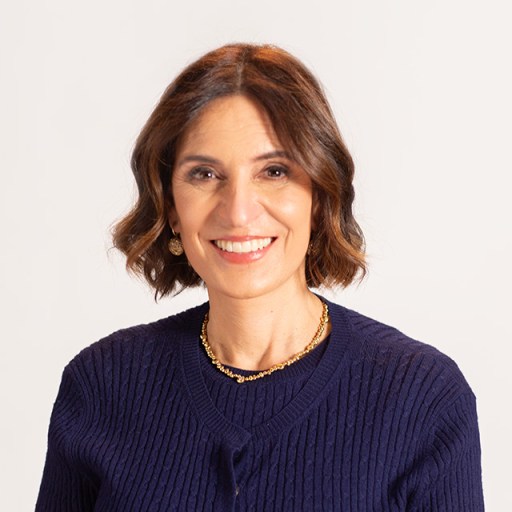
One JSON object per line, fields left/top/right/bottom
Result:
{"left": 204, "top": 270, "right": 308, "bottom": 302}
{"left": 207, "top": 283, "right": 273, "bottom": 301}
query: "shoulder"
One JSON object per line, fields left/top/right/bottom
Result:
{"left": 326, "top": 302, "right": 483, "bottom": 508}
{"left": 325, "top": 298, "right": 475, "bottom": 406}
{"left": 65, "top": 302, "right": 209, "bottom": 375}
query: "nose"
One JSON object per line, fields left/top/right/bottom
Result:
{"left": 217, "top": 176, "right": 263, "bottom": 228}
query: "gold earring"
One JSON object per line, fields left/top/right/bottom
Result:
{"left": 168, "top": 228, "right": 184, "bottom": 256}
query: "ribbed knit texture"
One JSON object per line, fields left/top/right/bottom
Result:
{"left": 36, "top": 299, "right": 484, "bottom": 511}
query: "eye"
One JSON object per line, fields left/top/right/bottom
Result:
{"left": 264, "top": 165, "right": 289, "bottom": 179}
{"left": 188, "top": 166, "right": 217, "bottom": 181}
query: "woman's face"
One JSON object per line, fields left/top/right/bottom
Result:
{"left": 170, "top": 95, "right": 313, "bottom": 301}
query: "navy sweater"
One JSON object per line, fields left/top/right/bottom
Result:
{"left": 36, "top": 299, "right": 484, "bottom": 511}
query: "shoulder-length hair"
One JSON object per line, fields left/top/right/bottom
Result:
{"left": 113, "top": 43, "right": 366, "bottom": 298}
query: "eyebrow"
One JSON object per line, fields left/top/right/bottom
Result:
{"left": 175, "top": 150, "right": 292, "bottom": 168}
{"left": 254, "top": 150, "right": 291, "bottom": 161}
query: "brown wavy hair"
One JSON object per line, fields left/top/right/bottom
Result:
{"left": 112, "top": 43, "right": 366, "bottom": 298}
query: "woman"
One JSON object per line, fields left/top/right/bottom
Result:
{"left": 37, "top": 44, "right": 484, "bottom": 511}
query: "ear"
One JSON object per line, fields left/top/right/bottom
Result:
{"left": 167, "top": 206, "right": 181, "bottom": 233}
{"left": 166, "top": 190, "right": 181, "bottom": 233}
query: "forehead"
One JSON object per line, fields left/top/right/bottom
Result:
{"left": 176, "top": 95, "right": 282, "bottom": 156}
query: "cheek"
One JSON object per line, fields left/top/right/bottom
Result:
{"left": 170, "top": 186, "right": 200, "bottom": 231}
{"left": 173, "top": 197, "right": 211, "bottom": 241}
{"left": 280, "top": 193, "right": 313, "bottom": 230}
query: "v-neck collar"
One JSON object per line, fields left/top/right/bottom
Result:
{"left": 179, "top": 297, "right": 353, "bottom": 448}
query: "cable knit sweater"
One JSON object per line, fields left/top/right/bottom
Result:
{"left": 36, "top": 299, "right": 484, "bottom": 511}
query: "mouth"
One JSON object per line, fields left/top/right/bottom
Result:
{"left": 212, "top": 237, "right": 275, "bottom": 254}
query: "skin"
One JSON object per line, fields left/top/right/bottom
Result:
{"left": 169, "top": 95, "right": 330, "bottom": 371}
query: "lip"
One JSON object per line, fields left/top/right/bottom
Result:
{"left": 210, "top": 236, "right": 276, "bottom": 264}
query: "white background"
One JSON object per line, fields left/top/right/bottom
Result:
{"left": 1, "top": 0, "right": 510, "bottom": 509}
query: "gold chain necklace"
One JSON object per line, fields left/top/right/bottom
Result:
{"left": 200, "top": 302, "right": 329, "bottom": 384}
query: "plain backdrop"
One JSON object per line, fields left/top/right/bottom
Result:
{"left": 1, "top": 0, "right": 511, "bottom": 509}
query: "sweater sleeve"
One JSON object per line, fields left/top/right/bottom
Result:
{"left": 36, "top": 362, "right": 98, "bottom": 511}
{"left": 409, "top": 390, "right": 484, "bottom": 511}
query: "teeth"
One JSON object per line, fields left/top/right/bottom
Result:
{"left": 214, "top": 237, "right": 273, "bottom": 253}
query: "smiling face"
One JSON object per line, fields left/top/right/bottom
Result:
{"left": 169, "top": 95, "right": 314, "bottom": 301}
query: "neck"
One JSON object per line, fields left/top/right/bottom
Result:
{"left": 205, "top": 287, "right": 330, "bottom": 371}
